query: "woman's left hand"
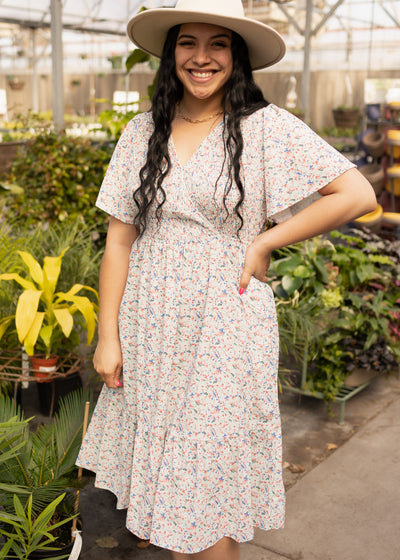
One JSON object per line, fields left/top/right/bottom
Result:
{"left": 239, "top": 236, "right": 271, "bottom": 294}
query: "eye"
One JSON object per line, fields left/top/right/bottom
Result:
{"left": 177, "top": 40, "right": 194, "bottom": 47}
{"left": 212, "top": 41, "right": 230, "bottom": 49}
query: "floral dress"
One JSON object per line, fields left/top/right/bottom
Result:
{"left": 77, "top": 105, "right": 354, "bottom": 553}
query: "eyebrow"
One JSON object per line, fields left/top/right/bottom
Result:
{"left": 177, "top": 33, "right": 232, "bottom": 40}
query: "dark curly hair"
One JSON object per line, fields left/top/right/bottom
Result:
{"left": 133, "top": 25, "right": 269, "bottom": 235}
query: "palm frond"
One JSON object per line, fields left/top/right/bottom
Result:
{"left": 0, "top": 389, "right": 93, "bottom": 515}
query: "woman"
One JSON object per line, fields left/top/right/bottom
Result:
{"left": 77, "top": 1, "right": 376, "bottom": 558}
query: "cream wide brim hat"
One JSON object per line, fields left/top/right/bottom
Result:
{"left": 127, "top": 0, "right": 286, "bottom": 71}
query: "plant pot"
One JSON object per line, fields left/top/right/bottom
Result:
{"left": 332, "top": 108, "right": 360, "bottom": 129}
{"left": 31, "top": 355, "right": 59, "bottom": 383}
{"left": 344, "top": 368, "right": 377, "bottom": 388}
{"left": 362, "top": 130, "right": 385, "bottom": 159}
{"left": 36, "top": 370, "right": 83, "bottom": 416}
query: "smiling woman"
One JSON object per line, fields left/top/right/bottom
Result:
{"left": 76, "top": 2, "right": 376, "bottom": 559}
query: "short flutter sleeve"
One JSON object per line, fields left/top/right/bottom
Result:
{"left": 262, "top": 106, "right": 355, "bottom": 221}
{"left": 96, "top": 113, "right": 152, "bottom": 224}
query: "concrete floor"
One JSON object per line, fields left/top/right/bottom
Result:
{"left": 72, "top": 371, "right": 400, "bottom": 560}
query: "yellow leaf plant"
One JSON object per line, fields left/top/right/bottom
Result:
{"left": 0, "top": 248, "right": 98, "bottom": 358}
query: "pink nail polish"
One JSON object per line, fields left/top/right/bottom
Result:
{"left": 239, "top": 288, "right": 245, "bottom": 295}
{"left": 116, "top": 380, "right": 122, "bottom": 387}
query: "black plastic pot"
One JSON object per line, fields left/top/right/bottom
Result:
{"left": 29, "top": 541, "right": 74, "bottom": 559}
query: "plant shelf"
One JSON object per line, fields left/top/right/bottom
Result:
{"left": 284, "top": 378, "right": 375, "bottom": 425}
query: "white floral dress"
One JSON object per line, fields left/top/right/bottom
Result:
{"left": 77, "top": 105, "right": 354, "bottom": 553}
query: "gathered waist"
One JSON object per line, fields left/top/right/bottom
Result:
{"left": 136, "top": 217, "right": 246, "bottom": 251}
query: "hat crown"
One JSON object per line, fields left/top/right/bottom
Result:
{"left": 174, "top": 0, "right": 245, "bottom": 19}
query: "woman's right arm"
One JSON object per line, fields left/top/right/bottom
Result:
{"left": 93, "top": 216, "right": 139, "bottom": 388}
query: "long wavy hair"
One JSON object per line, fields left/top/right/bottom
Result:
{"left": 133, "top": 25, "right": 269, "bottom": 235}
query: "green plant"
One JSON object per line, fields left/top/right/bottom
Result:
{"left": 0, "top": 248, "right": 98, "bottom": 357}
{"left": 0, "top": 390, "right": 93, "bottom": 558}
{"left": 271, "top": 230, "right": 400, "bottom": 402}
{"left": 0, "top": 110, "right": 52, "bottom": 141}
{"left": 0, "top": 493, "right": 75, "bottom": 560}
{"left": 0, "top": 131, "right": 113, "bottom": 231}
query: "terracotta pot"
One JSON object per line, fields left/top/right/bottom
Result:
{"left": 31, "top": 355, "right": 58, "bottom": 383}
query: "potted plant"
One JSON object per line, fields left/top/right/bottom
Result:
{"left": 6, "top": 75, "right": 25, "bottom": 91}
{"left": 0, "top": 390, "right": 93, "bottom": 559}
{"left": 332, "top": 105, "right": 360, "bottom": 129}
{"left": 0, "top": 247, "right": 98, "bottom": 363}
{"left": 0, "top": 247, "right": 98, "bottom": 413}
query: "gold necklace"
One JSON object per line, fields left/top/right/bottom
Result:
{"left": 177, "top": 105, "right": 224, "bottom": 124}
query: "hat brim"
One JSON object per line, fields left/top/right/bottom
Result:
{"left": 127, "top": 9, "right": 285, "bottom": 70}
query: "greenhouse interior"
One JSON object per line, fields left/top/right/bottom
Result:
{"left": 0, "top": 2, "right": 400, "bottom": 559}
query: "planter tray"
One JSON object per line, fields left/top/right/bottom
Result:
{"left": 284, "top": 376, "right": 375, "bottom": 425}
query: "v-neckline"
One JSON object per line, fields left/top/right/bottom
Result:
{"left": 170, "top": 120, "right": 224, "bottom": 169}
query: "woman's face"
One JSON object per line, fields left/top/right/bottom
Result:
{"left": 174, "top": 22, "right": 233, "bottom": 103}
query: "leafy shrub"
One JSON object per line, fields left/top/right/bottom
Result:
{"left": 271, "top": 229, "right": 400, "bottom": 401}
{"left": 0, "top": 132, "right": 114, "bottom": 233}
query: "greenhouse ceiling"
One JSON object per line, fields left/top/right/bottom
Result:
{"left": 0, "top": 0, "right": 398, "bottom": 126}
{"left": 0, "top": 1, "right": 398, "bottom": 68}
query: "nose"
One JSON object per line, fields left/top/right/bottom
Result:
{"left": 192, "top": 45, "right": 211, "bottom": 66}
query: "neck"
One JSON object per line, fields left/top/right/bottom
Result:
{"left": 178, "top": 95, "right": 224, "bottom": 121}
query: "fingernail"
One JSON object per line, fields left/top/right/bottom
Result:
{"left": 115, "top": 380, "right": 122, "bottom": 387}
{"left": 239, "top": 288, "right": 245, "bottom": 295}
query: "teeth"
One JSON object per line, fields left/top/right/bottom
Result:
{"left": 191, "top": 71, "right": 214, "bottom": 78}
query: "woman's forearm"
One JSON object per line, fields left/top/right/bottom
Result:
{"left": 239, "top": 168, "right": 377, "bottom": 291}
{"left": 97, "top": 247, "right": 131, "bottom": 341}
{"left": 259, "top": 168, "right": 376, "bottom": 253}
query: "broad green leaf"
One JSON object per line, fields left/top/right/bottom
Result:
{"left": 17, "top": 251, "right": 43, "bottom": 287}
{"left": 275, "top": 255, "right": 302, "bottom": 275}
{"left": 0, "top": 272, "right": 36, "bottom": 291}
{"left": 282, "top": 274, "right": 302, "bottom": 296}
{"left": 23, "top": 312, "right": 45, "bottom": 355}
{"left": 126, "top": 49, "right": 150, "bottom": 72}
{"left": 314, "top": 258, "right": 329, "bottom": 283}
{"left": 15, "top": 290, "right": 42, "bottom": 342}
{"left": 53, "top": 308, "right": 73, "bottom": 337}
{"left": 294, "top": 265, "right": 312, "bottom": 278}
